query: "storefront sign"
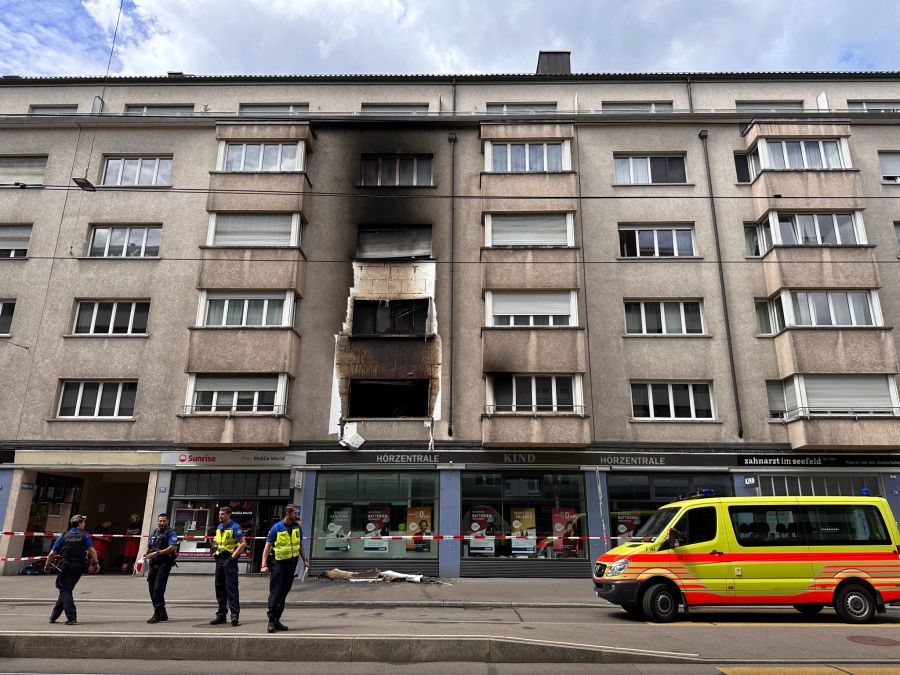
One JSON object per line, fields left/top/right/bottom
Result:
{"left": 739, "top": 455, "right": 900, "bottom": 468}
{"left": 375, "top": 453, "right": 440, "bottom": 464}
{"left": 406, "top": 506, "right": 433, "bottom": 553}
{"left": 325, "top": 506, "right": 351, "bottom": 552}
{"left": 510, "top": 507, "right": 536, "bottom": 555}
{"left": 363, "top": 506, "right": 391, "bottom": 552}
{"left": 162, "top": 450, "right": 307, "bottom": 466}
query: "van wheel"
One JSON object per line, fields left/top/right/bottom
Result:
{"left": 834, "top": 585, "right": 875, "bottom": 624}
{"left": 621, "top": 602, "right": 645, "bottom": 619}
{"left": 793, "top": 603, "right": 825, "bottom": 616}
{"left": 642, "top": 583, "right": 679, "bottom": 623}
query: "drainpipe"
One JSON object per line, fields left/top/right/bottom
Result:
{"left": 447, "top": 132, "right": 458, "bottom": 437}
{"left": 698, "top": 129, "right": 744, "bottom": 439}
{"left": 686, "top": 76, "right": 694, "bottom": 113}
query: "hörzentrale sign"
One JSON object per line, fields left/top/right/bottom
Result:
{"left": 376, "top": 453, "right": 439, "bottom": 463}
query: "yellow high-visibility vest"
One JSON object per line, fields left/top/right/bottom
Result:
{"left": 273, "top": 526, "right": 301, "bottom": 561}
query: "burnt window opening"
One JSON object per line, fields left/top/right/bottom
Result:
{"left": 356, "top": 225, "right": 432, "bottom": 259}
{"left": 348, "top": 379, "right": 430, "bottom": 418}
{"left": 353, "top": 299, "right": 429, "bottom": 336}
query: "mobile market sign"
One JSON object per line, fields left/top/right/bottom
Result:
{"left": 162, "top": 450, "right": 307, "bottom": 467}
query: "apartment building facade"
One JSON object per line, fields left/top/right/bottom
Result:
{"left": 1, "top": 53, "right": 899, "bottom": 577}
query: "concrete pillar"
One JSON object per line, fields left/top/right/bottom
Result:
{"left": 438, "top": 469, "right": 460, "bottom": 578}
{"left": 299, "top": 470, "right": 317, "bottom": 555}
{"left": 0, "top": 469, "right": 13, "bottom": 535}
{"left": 0, "top": 469, "right": 37, "bottom": 575}
{"left": 585, "top": 469, "right": 609, "bottom": 562}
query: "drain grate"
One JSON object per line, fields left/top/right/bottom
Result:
{"left": 847, "top": 635, "right": 900, "bottom": 647}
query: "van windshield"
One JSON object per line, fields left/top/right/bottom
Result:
{"left": 633, "top": 508, "right": 680, "bottom": 542}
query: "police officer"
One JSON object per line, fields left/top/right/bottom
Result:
{"left": 210, "top": 506, "right": 246, "bottom": 626}
{"left": 260, "top": 504, "right": 308, "bottom": 633}
{"left": 45, "top": 514, "right": 98, "bottom": 625}
{"left": 144, "top": 512, "right": 179, "bottom": 624}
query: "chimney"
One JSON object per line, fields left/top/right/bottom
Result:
{"left": 536, "top": 51, "right": 571, "bottom": 75}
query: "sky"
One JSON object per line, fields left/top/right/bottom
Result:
{"left": 0, "top": 0, "right": 898, "bottom": 77}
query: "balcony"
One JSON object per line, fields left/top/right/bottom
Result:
{"left": 197, "top": 247, "right": 306, "bottom": 291}
{"left": 762, "top": 246, "right": 879, "bottom": 295}
{"left": 480, "top": 172, "right": 578, "bottom": 213}
{"left": 482, "top": 327, "right": 585, "bottom": 373}
{"left": 773, "top": 328, "right": 898, "bottom": 378}
{"left": 187, "top": 328, "right": 300, "bottom": 375}
{"left": 206, "top": 171, "right": 311, "bottom": 212}
{"left": 750, "top": 170, "right": 863, "bottom": 220}
{"left": 175, "top": 410, "right": 292, "bottom": 447}
{"left": 481, "top": 247, "right": 580, "bottom": 289}
{"left": 481, "top": 410, "right": 590, "bottom": 447}
{"left": 339, "top": 418, "right": 435, "bottom": 444}
{"left": 776, "top": 414, "right": 900, "bottom": 450}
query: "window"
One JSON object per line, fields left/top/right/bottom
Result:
{"left": 735, "top": 101, "right": 803, "bottom": 112}
{"left": 895, "top": 222, "right": 900, "bottom": 250}
{"left": 744, "top": 220, "right": 773, "bottom": 256}
{"left": 356, "top": 225, "right": 432, "bottom": 259}
{"left": 614, "top": 155, "right": 686, "bottom": 184}
{"left": 29, "top": 105, "right": 78, "bottom": 114}
{"left": 767, "top": 374, "right": 898, "bottom": 420}
{"left": 57, "top": 381, "right": 137, "bottom": 418}
{"left": 485, "top": 141, "right": 569, "bottom": 173}
{"left": 602, "top": 101, "right": 673, "bottom": 113}
{"left": 73, "top": 301, "right": 149, "bottom": 335}
{"left": 624, "top": 300, "right": 703, "bottom": 335}
{"left": 668, "top": 507, "right": 718, "bottom": 546}
{"left": 618, "top": 225, "right": 695, "bottom": 257}
{"left": 755, "top": 299, "right": 785, "bottom": 335}
{"left": 488, "top": 291, "right": 574, "bottom": 327}
{"left": 758, "top": 474, "right": 880, "bottom": 497}
{"left": 222, "top": 142, "right": 302, "bottom": 172}
{"left": 352, "top": 299, "right": 429, "bottom": 336}
{"left": 101, "top": 156, "right": 172, "bottom": 186}
{"left": 124, "top": 105, "right": 194, "bottom": 115}
{"left": 773, "top": 212, "right": 861, "bottom": 246}
{"left": 348, "top": 379, "right": 430, "bottom": 417}
{"left": 789, "top": 290, "right": 875, "bottom": 327}
{"left": 0, "top": 300, "right": 14, "bottom": 335}
{"left": 190, "top": 375, "right": 285, "bottom": 414}
{"left": 762, "top": 139, "right": 844, "bottom": 170}
{"left": 630, "top": 382, "right": 713, "bottom": 419}
{"left": 806, "top": 505, "right": 890, "bottom": 546}
{"left": 202, "top": 292, "right": 290, "bottom": 328}
{"left": 207, "top": 213, "right": 299, "bottom": 247}
{"left": 0, "top": 225, "right": 32, "bottom": 257}
{"left": 360, "top": 104, "right": 428, "bottom": 116}
{"left": 734, "top": 148, "right": 761, "bottom": 182}
{"left": 486, "top": 103, "right": 557, "bottom": 114}
{"left": 488, "top": 374, "right": 580, "bottom": 414}
{"left": 729, "top": 505, "right": 805, "bottom": 547}
{"left": 361, "top": 155, "right": 432, "bottom": 187}
{"left": 0, "top": 156, "right": 48, "bottom": 186}
{"left": 238, "top": 104, "right": 309, "bottom": 116}
{"left": 880, "top": 152, "right": 900, "bottom": 182}
{"left": 486, "top": 213, "right": 573, "bottom": 247}
{"left": 848, "top": 101, "right": 900, "bottom": 112}
{"left": 89, "top": 225, "right": 161, "bottom": 257}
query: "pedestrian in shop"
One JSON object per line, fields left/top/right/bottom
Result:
{"left": 45, "top": 514, "right": 99, "bottom": 625}
{"left": 121, "top": 513, "right": 142, "bottom": 574}
{"left": 144, "top": 512, "right": 179, "bottom": 624}
{"left": 210, "top": 506, "right": 246, "bottom": 626}
{"left": 92, "top": 520, "right": 113, "bottom": 571}
{"left": 260, "top": 504, "right": 307, "bottom": 633}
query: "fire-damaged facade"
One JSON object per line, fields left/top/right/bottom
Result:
{"left": 2, "top": 52, "right": 900, "bottom": 577}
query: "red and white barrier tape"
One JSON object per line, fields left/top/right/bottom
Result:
{"left": 1, "top": 531, "right": 622, "bottom": 542}
{"left": 0, "top": 555, "right": 49, "bottom": 562}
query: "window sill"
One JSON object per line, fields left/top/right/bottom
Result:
{"left": 190, "top": 325, "right": 298, "bottom": 333}
{"left": 611, "top": 183, "right": 694, "bottom": 187}
{"left": 480, "top": 171, "right": 576, "bottom": 177}
{"left": 355, "top": 184, "right": 437, "bottom": 189}
{"left": 177, "top": 412, "right": 291, "bottom": 419}
{"left": 210, "top": 170, "right": 306, "bottom": 176}
{"left": 95, "top": 185, "right": 173, "bottom": 191}
{"left": 615, "top": 256, "right": 704, "bottom": 262}
{"left": 750, "top": 168, "right": 860, "bottom": 184}
{"left": 0, "top": 257, "right": 28, "bottom": 261}
{"left": 342, "top": 417, "right": 432, "bottom": 421}
{"left": 629, "top": 418, "right": 721, "bottom": 424}
{"left": 881, "top": 180, "right": 900, "bottom": 186}
{"left": 482, "top": 245, "right": 580, "bottom": 251}
{"left": 198, "top": 245, "right": 301, "bottom": 250}
{"left": 622, "top": 333, "right": 711, "bottom": 339}
{"left": 482, "top": 325, "right": 584, "bottom": 331}
{"left": 48, "top": 417, "right": 136, "bottom": 423}
{"left": 759, "top": 325, "right": 892, "bottom": 337}
{"left": 64, "top": 333, "right": 149, "bottom": 339}
{"left": 481, "top": 412, "right": 587, "bottom": 418}
{"left": 759, "top": 243, "right": 875, "bottom": 259}
{"left": 76, "top": 256, "right": 162, "bottom": 261}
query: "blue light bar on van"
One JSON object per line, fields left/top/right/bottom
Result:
{"left": 860, "top": 488, "right": 871, "bottom": 496}
{"left": 701, "top": 489, "right": 715, "bottom": 497}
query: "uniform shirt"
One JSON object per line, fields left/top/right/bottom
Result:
{"left": 52, "top": 528, "right": 93, "bottom": 551}
{"left": 216, "top": 520, "right": 245, "bottom": 543}
{"left": 147, "top": 527, "right": 179, "bottom": 548}
{"left": 266, "top": 520, "right": 302, "bottom": 544}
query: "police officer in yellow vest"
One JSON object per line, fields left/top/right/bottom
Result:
{"left": 210, "top": 506, "right": 246, "bottom": 626}
{"left": 260, "top": 503, "right": 307, "bottom": 633}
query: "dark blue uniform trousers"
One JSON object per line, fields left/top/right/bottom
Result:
{"left": 52, "top": 562, "right": 82, "bottom": 621}
{"left": 266, "top": 557, "right": 299, "bottom": 621}
{"left": 214, "top": 555, "right": 240, "bottom": 618}
{"left": 147, "top": 561, "right": 173, "bottom": 613}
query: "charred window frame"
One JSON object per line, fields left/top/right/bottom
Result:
{"left": 348, "top": 379, "right": 430, "bottom": 418}
{"left": 361, "top": 155, "right": 433, "bottom": 186}
{"left": 356, "top": 225, "right": 432, "bottom": 259}
{"left": 352, "top": 299, "right": 429, "bottom": 336}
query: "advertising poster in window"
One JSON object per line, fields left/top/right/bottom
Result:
{"left": 551, "top": 508, "right": 582, "bottom": 556}
{"left": 405, "top": 506, "right": 433, "bottom": 552}
{"left": 363, "top": 506, "right": 391, "bottom": 552}
{"left": 613, "top": 511, "right": 641, "bottom": 542}
{"left": 510, "top": 507, "right": 536, "bottom": 555}
{"left": 227, "top": 500, "right": 254, "bottom": 558}
{"left": 325, "top": 505, "right": 351, "bottom": 553}
{"left": 172, "top": 506, "right": 212, "bottom": 558}
{"left": 468, "top": 506, "right": 496, "bottom": 554}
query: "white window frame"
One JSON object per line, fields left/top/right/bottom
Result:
{"left": 769, "top": 375, "right": 900, "bottom": 420}
{"left": 88, "top": 225, "right": 162, "bottom": 258}
{"left": 757, "top": 138, "right": 851, "bottom": 171}
{"left": 101, "top": 156, "right": 173, "bottom": 186}
{"left": 72, "top": 300, "right": 150, "bottom": 335}
{"left": 880, "top": 152, "right": 900, "bottom": 182}
{"left": 0, "top": 224, "right": 32, "bottom": 257}
{"left": 206, "top": 213, "right": 301, "bottom": 247}
{"left": 618, "top": 225, "right": 696, "bottom": 258}
{"left": 630, "top": 382, "right": 715, "bottom": 420}
{"left": 755, "top": 298, "right": 786, "bottom": 335}
{"left": 216, "top": 141, "right": 305, "bottom": 172}
{"left": 485, "top": 290, "right": 577, "bottom": 327}
{"left": 614, "top": 155, "right": 687, "bottom": 184}
{"left": 767, "top": 211, "right": 867, "bottom": 246}
{"left": 183, "top": 373, "right": 290, "bottom": 415}
{"left": 360, "top": 155, "right": 433, "bottom": 186}
{"left": 483, "top": 140, "right": 572, "bottom": 172}
{"left": 485, "top": 374, "right": 584, "bottom": 415}
{"left": 196, "top": 291, "right": 294, "bottom": 328}
{"left": 0, "top": 299, "right": 14, "bottom": 335}
{"left": 623, "top": 300, "right": 705, "bottom": 335}
{"left": 57, "top": 380, "right": 137, "bottom": 418}
{"left": 484, "top": 212, "right": 574, "bottom": 247}
{"left": 777, "top": 289, "right": 882, "bottom": 328}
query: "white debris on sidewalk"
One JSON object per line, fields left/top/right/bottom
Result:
{"left": 322, "top": 568, "right": 446, "bottom": 583}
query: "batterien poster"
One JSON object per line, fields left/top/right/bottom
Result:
{"left": 406, "top": 506, "right": 433, "bottom": 552}
{"left": 363, "top": 506, "right": 391, "bottom": 552}
{"left": 510, "top": 507, "right": 536, "bottom": 555}
{"left": 325, "top": 505, "right": 352, "bottom": 552}
{"left": 468, "top": 506, "right": 496, "bottom": 554}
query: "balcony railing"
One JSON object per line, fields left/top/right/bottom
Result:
{"left": 485, "top": 404, "right": 585, "bottom": 416}
{"left": 182, "top": 404, "right": 289, "bottom": 416}
{"left": 769, "top": 407, "right": 900, "bottom": 422}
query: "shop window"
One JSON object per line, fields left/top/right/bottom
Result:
{"left": 460, "top": 471, "right": 587, "bottom": 559}
{"left": 352, "top": 299, "right": 429, "bottom": 336}
{"left": 312, "top": 472, "right": 439, "bottom": 559}
{"left": 347, "top": 379, "right": 430, "bottom": 417}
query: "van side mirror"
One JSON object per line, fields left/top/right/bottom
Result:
{"left": 660, "top": 528, "right": 683, "bottom": 551}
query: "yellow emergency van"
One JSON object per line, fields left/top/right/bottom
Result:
{"left": 593, "top": 495, "right": 900, "bottom": 623}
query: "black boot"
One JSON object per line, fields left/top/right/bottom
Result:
{"left": 274, "top": 621, "right": 289, "bottom": 631}
{"left": 231, "top": 614, "right": 240, "bottom": 627}
{"left": 266, "top": 621, "right": 276, "bottom": 633}
{"left": 65, "top": 617, "right": 78, "bottom": 625}
{"left": 210, "top": 615, "right": 227, "bottom": 625}
{"left": 147, "top": 613, "right": 160, "bottom": 624}
{"left": 158, "top": 608, "right": 168, "bottom": 621}
{"left": 49, "top": 608, "right": 62, "bottom": 624}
